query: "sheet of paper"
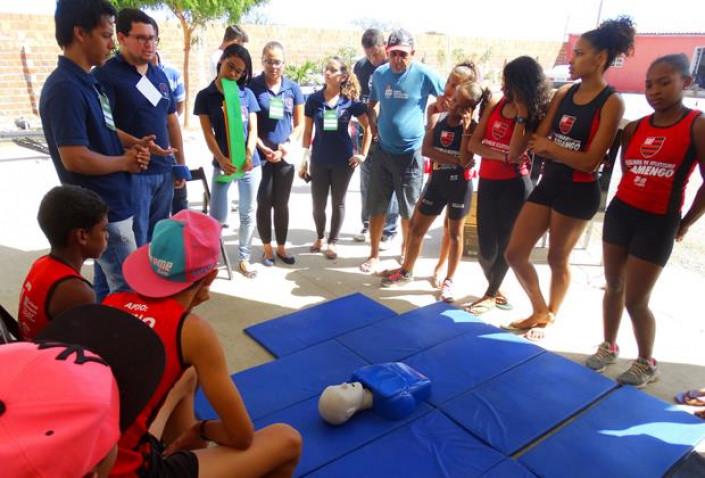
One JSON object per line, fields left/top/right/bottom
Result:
{"left": 136, "top": 75, "right": 162, "bottom": 107}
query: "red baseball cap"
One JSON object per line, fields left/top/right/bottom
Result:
{"left": 123, "top": 210, "right": 221, "bottom": 298}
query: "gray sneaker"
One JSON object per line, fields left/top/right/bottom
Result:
{"left": 585, "top": 341, "right": 619, "bottom": 372}
{"left": 617, "top": 358, "right": 659, "bottom": 388}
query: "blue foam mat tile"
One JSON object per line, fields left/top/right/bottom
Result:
{"left": 306, "top": 410, "right": 506, "bottom": 478}
{"left": 480, "top": 459, "right": 537, "bottom": 477}
{"left": 405, "top": 330, "right": 545, "bottom": 407}
{"left": 336, "top": 301, "right": 493, "bottom": 363}
{"left": 441, "top": 352, "right": 617, "bottom": 454}
{"left": 194, "top": 341, "right": 368, "bottom": 421}
{"left": 244, "top": 293, "right": 397, "bottom": 357}
{"left": 255, "top": 397, "right": 433, "bottom": 478}
{"left": 519, "top": 386, "right": 705, "bottom": 478}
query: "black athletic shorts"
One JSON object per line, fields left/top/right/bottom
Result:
{"left": 417, "top": 166, "right": 473, "bottom": 220}
{"left": 527, "top": 173, "right": 600, "bottom": 220}
{"left": 139, "top": 434, "right": 199, "bottom": 478}
{"left": 603, "top": 198, "right": 680, "bottom": 267}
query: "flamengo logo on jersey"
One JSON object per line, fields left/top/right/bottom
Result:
{"left": 492, "top": 121, "right": 509, "bottom": 140}
{"left": 559, "top": 115, "right": 576, "bottom": 135}
{"left": 440, "top": 130, "right": 455, "bottom": 147}
{"left": 640, "top": 136, "right": 666, "bottom": 159}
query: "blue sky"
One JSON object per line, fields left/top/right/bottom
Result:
{"left": 4, "top": 0, "right": 704, "bottom": 41}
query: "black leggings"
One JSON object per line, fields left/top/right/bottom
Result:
{"left": 477, "top": 176, "right": 533, "bottom": 296}
{"left": 257, "top": 160, "right": 295, "bottom": 245}
{"left": 311, "top": 162, "right": 354, "bottom": 243}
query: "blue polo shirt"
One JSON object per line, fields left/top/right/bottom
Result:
{"left": 249, "top": 74, "right": 304, "bottom": 149}
{"left": 194, "top": 81, "right": 261, "bottom": 168}
{"left": 304, "top": 89, "right": 367, "bottom": 166}
{"left": 93, "top": 54, "right": 176, "bottom": 175}
{"left": 39, "top": 56, "right": 132, "bottom": 222}
{"left": 158, "top": 62, "right": 185, "bottom": 102}
{"left": 370, "top": 62, "right": 444, "bottom": 154}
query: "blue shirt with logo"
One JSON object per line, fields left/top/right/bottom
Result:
{"left": 93, "top": 54, "right": 176, "bottom": 175}
{"left": 158, "top": 62, "right": 185, "bottom": 103}
{"left": 249, "top": 74, "right": 304, "bottom": 149}
{"left": 194, "top": 81, "right": 261, "bottom": 168}
{"left": 370, "top": 62, "right": 444, "bottom": 154}
{"left": 39, "top": 56, "right": 133, "bottom": 222}
{"left": 305, "top": 89, "right": 367, "bottom": 166}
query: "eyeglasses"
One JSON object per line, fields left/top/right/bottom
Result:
{"left": 389, "top": 50, "right": 409, "bottom": 59}
{"left": 127, "top": 34, "right": 159, "bottom": 45}
{"left": 263, "top": 59, "right": 283, "bottom": 67}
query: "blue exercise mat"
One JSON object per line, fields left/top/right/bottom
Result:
{"left": 244, "top": 293, "right": 397, "bottom": 357}
{"left": 255, "top": 396, "right": 433, "bottom": 477}
{"left": 404, "top": 330, "right": 544, "bottom": 406}
{"left": 441, "top": 352, "right": 617, "bottom": 454}
{"left": 194, "top": 341, "right": 368, "bottom": 421}
{"left": 306, "top": 410, "right": 507, "bottom": 478}
{"left": 480, "top": 459, "right": 537, "bottom": 477}
{"left": 336, "top": 301, "right": 492, "bottom": 363}
{"left": 520, "top": 386, "right": 705, "bottom": 478}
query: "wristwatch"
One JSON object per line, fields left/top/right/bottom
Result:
{"left": 515, "top": 116, "right": 527, "bottom": 124}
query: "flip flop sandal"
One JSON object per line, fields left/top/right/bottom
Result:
{"left": 309, "top": 243, "right": 322, "bottom": 253}
{"left": 465, "top": 297, "right": 496, "bottom": 316}
{"left": 502, "top": 313, "right": 555, "bottom": 332}
{"left": 494, "top": 294, "right": 514, "bottom": 311}
{"left": 524, "top": 327, "right": 547, "bottom": 342}
{"left": 325, "top": 248, "right": 338, "bottom": 260}
{"left": 239, "top": 261, "right": 258, "bottom": 279}
{"left": 674, "top": 389, "right": 705, "bottom": 407}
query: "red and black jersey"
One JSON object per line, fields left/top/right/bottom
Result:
{"left": 103, "top": 291, "right": 189, "bottom": 477}
{"left": 18, "top": 255, "right": 90, "bottom": 340}
{"left": 480, "top": 98, "right": 530, "bottom": 180}
{"left": 543, "top": 83, "right": 615, "bottom": 183}
{"left": 617, "top": 109, "right": 701, "bottom": 216}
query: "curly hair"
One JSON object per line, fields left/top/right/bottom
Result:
{"left": 582, "top": 16, "right": 636, "bottom": 72}
{"left": 326, "top": 56, "right": 361, "bottom": 101}
{"left": 503, "top": 56, "right": 551, "bottom": 133}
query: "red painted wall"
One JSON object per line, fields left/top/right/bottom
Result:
{"left": 561, "top": 34, "right": 705, "bottom": 93}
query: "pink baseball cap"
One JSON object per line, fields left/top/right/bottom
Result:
{"left": 0, "top": 342, "right": 119, "bottom": 477}
{"left": 123, "top": 210, "right": 222, "bottom": 298}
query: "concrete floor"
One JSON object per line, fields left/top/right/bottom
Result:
{"left": 2, "top": 134, "right": 705, "bottom": 454}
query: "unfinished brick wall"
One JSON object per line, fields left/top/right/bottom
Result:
{"left": 0, "top": 14, "right": 562, "bottom": 128}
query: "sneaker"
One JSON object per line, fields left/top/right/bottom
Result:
{"left": 381, "top": 269, "right": 412, "bottom": 287}
{"left": 585, "top": 342, "right": 619, "bottom": 372}
{"left": 353, "top": 228, "right": 368, "bottom": 242}
{"left": 439, "top": 279, "right": 454, "bottom": 303}
{"left": 617, "top": 358, "right": 659, "bottom": 388}
{"left": 379, "top": 234, "right": 393, "bottom": 251}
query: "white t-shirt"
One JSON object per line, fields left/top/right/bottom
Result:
{"left": 210, "top": 48, "right": 223, "bottom": 80}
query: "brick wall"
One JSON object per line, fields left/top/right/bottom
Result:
{"left": 0, "top": 13, "right": 562, "bottom": 129}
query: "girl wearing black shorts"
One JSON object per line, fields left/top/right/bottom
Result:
{"left": 467, "top": 56, "right": 550, "bottom": 315}
{"left": 381, "top": 81, "right": 488, "bottom": 302}
{"left": 585, "top": 54, "right": 705, "bottom": 388}
{"left": 504, "top": 17, "right": 635, "bottom": 334}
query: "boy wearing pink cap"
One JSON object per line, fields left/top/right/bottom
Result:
{"left": 103, "top": 209, "right": 302, "bottom": 478}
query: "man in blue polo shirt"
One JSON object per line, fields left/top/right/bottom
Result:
{"left": 40, "top": 0, "right": 150, "bottom": 300}
{"left": 361, "top": 29, "right": 444, "bottom": 274}
{"left": 94, "top": 8, "right": 186, "bottom": 247}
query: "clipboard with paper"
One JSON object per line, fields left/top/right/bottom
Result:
{"left": 215, "top": 78, "right": 247, "bottom": 183}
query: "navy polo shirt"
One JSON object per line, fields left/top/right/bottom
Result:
{"left": 39, "top": 56, "right": 133, "bottom": 222}
{"left": 193, "top": 81, "right": 261, "bottom": 168}
{"left": 304, "top": 89, "right": 367, "bottom": 167}
{"left": 93, "top": 54, "right": 176, "bottom": 175}
{"left": 249, "top": 74, "right": 304, "bottom": 149}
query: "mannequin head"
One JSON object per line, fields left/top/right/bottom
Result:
{"left": 318, "top": 382, "right": 373, "bottom": 425}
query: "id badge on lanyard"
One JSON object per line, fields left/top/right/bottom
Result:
{"left": 323, "top": 108, "right": 338, "bottom": 132}
{"left": 95, "top": 87, "right": 116, "bottom": 131}
{"left": 269, "top": 96, "right": 284, "bottom": 120}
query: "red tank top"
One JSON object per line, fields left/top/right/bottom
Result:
{"left": 617, "top": 109, "right": 701, "bottom": 216}
{"left": 18, "top": 255, "right": 89, "bottom": 340}
{"left": 103, "top": 292, "right": 188, "bottom": 477}
{"left": 479, "top": 98, "right": 530, "bottom": 180}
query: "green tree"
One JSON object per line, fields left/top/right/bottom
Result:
{"left": 111, "top": 0, "right": 268, "bottom": 126}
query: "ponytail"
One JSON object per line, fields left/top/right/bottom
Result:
{"left": 582, "top": 16, "right": 636, "bottom": 72}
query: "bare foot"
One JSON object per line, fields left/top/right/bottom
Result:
{"left": 465, "top": 296, "right": 496, "bottom": 315}
{"left": 431, "top": 267, "right": 444, "bottom": 288}
{"left": 503, "top": 311, "right": 555, "bottom": 331}
{"left": 360, "top": 257, "right": 379, "bottom": 273}
{"left": 310, "top": 239, "right": 323, "bottom": 253}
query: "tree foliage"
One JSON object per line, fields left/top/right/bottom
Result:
{"left": 110, "top": 0, "right": 268, "bottom": 125}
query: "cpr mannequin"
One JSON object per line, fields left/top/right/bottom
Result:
{"left": 318, "top": 363, "right": 431, "bottom": 425}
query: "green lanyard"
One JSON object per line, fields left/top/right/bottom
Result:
{"left": 95, "top": 87, "right": 116, "bottom": 131}
{"left": 323, "top": 107, "right": 338, "bottom": 132}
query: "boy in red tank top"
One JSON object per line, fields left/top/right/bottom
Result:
{"left": 586, "top": 54, "right": 705, "bottom": 390}
{"left": 104, "top": 209, "right": 301, "bottom": 478}
{"left": 18, "top": 185, "right": 108, "bottom": 339}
